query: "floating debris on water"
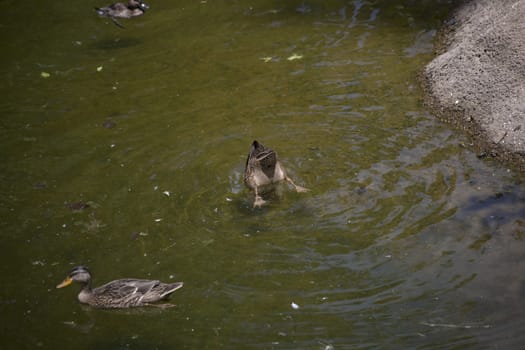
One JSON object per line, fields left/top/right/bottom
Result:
{"left": 66, "top": 201, "right": 90, "bottom": 210}
{"left": 291, "top": 302, "right": 300, "bottom": 309}
{"left": 33, "top": 181, "right": 47, "bottom": 189}
{"left": 319, "top": 342, "right": 334, "bottom": 350}
{"left": 102, "top": 120, "right": 116, "bottom": 129}
{"left": 287, "top": 53, "right": 303, "bottom": 61}
{"left": 130, "top": 232, "right": 148, "bottom": 240}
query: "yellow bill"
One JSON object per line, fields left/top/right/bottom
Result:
{"left": 56, "top": 277, "right": 72, "bottom": 288}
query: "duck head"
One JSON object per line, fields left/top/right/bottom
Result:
{"left": 132, "top": 0, "right": 149, "bottom": 11}
{"left": 56, "top": 266, "right": 92, "bottom": 288}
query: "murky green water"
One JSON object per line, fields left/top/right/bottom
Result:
{"left": 2, "top": 0, "right": 525, "bottom": 349}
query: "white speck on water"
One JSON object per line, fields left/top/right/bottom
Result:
{"left": 319, "top": 342, "right": 335, "bottom": 350}
{"left": 163, "top": 191, "right": 170, "bottom": 197}
{"left": 291, "top": 302, "right": 300, "bottom": 309}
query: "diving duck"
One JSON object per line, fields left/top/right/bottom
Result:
{"left": 95, "top": 0, "right": 149, "bottom": 28}
{"left": 244, "top": 140, "right": 308, "bottom": 207}
{"left": 56, "top": 266, "right": 183, "bottom": 309}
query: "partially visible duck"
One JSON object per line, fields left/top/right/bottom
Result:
{"left": 95, "top": 0, "right": 149, "bottom": 28}
{"left": 56, "top": 266, "right": 183, "bottom": 309}
{"left": 244, "top": 140, "right": 308, "bottom": 207}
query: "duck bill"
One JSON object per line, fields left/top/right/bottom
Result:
{"left": 56, "top": 277, "right": 72, "bottom": 288}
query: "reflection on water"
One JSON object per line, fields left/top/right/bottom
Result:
{"left": 1, "top": 0, "right": 525, "bottom": 349}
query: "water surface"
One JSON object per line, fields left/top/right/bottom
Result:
{"left": 1, "top": 0, "right": 525, "bottom": 349}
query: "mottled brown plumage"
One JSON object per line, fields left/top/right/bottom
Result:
{"left": 95, "top": 0, "right": 149, "bottom": 27}
{"left": 244, "top": 140, "right": 308, "bottom": 207}
{"left": 56, "top": 266, "right": 183, "bottom": 309}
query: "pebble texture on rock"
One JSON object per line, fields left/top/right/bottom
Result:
{"left": 423, "top": 0, "right": 525, "bottom": 172}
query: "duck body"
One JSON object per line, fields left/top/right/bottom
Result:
{"left": 244, "top": 140, "right": 287, "bottom": 189}
{"left": 57, "top": 266, "right": 183, "bottom": 309}
{"left": 95, "top": 0, "right": 149, "bottom": 18}
{"left": 244, "top": 140, "right": 308, "bottom": 207}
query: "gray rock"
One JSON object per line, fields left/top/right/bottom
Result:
{"left": 422, "top": 0, "right": 525, "bottom": 172}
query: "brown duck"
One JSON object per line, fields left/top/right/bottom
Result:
{"left": 56, "top": 266, "right": 183, "bottom": 309}
{"left": 244, "top": 140, "right": 308, "bottom": 207}
{"left": 95, "top": 0, "right": 149, "bottom": 28}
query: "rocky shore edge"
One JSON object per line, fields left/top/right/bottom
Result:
{"left": 421, "top": 0, "right": 525, "bottom": 173}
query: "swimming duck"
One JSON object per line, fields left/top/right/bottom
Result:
{"left": 244, "top": 140, "right": 308, "bottom": 207}
{"left": 95, "top": 0, "right": 149, "bottom": 28}
{"left": 56, "top": 266, "right": 183, "bottom": 309}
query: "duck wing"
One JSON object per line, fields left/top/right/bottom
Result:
{"left": 92, "top": 279, "right": 182, "bottom": 307}
{"left": 143, "top": 281, "right": 184, "bottom": 302}
{"left": 247, "top": 140, "right": 267, "bottom": 159}
{"left": 93, "top": 279, "right": 157, "bottom": 303}
{"left": 257, "top": 149, "right": 276, "bottom": 174}
{"left": 246, "top": 141, "right": 277, "bottom": 177}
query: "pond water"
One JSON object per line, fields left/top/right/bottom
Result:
{"left": 1, "top": 0, "right": 525, "bottom": 349}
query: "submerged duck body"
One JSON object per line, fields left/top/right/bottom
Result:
{"left": 57, "top": 266, "right": 183, "bottom": 309}
{"left": 244, "top": 140, "right": 308, "bottom": 207}
{"left": 95, "top": 0, "right": 149, "bottom": 27}
{"left": 95, "top": 0, "right": 149, "bottom": 18}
